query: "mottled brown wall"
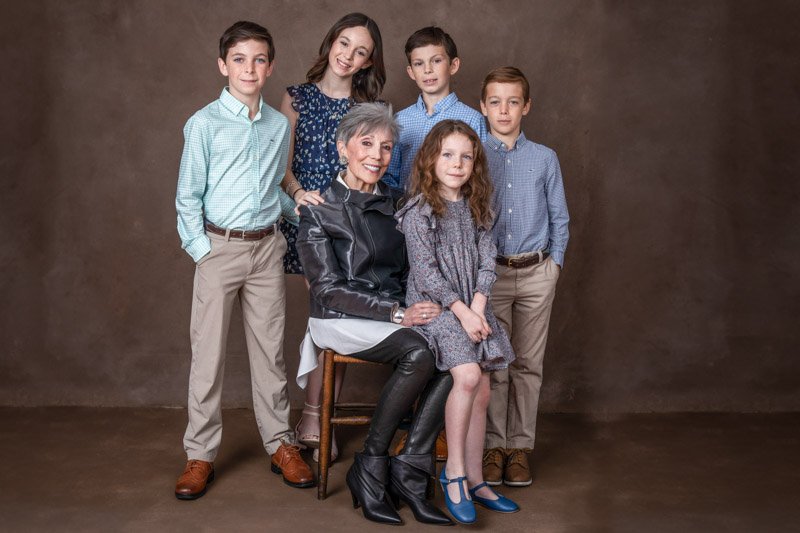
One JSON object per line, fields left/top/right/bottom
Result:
{"left": 1, "top": 0, "right": 798, "bottom": 411}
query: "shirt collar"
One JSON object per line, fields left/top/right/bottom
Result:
{"left": 219, "top": 88, "right": 264, "bottom": 120}
{"left": 414, "top": 92, "right": 459, "bottom": 116}
{"left": 486, "top": 131, "right": 527, "bottom": 151}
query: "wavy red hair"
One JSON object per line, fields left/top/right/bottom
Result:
{"left": 408, "top": 120, "right": 494, "bottom": 229}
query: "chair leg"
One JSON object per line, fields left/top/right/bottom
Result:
{"left": 318, "top": 349, "right": 336, "bottom": 500}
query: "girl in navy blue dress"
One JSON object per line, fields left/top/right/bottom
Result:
{"left": 280, "top": 13, "right": 386, "bottom": 462}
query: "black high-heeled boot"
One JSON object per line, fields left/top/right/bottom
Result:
{"left": 389, "top": 454, "right": 454, "bottom": 525}
{"left": 346, "top": 452, "right": 402, "bottom": 525}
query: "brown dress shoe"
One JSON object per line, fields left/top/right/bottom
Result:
{"left": 271, "top": 443, "right": 315, "bottom": 488}
{"left": 482, "top": 448, "right": 505, "bottom": 486}
{"left": 504, "top": 448, "right": 533, "bottom": 487}
{"left": 435, "top": 430, "right": 448, "bottom": 462}
{"left": 175, "top": 460, "right": 214, "bottom": 500}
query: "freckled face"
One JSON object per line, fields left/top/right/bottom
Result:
{"left": 338, "top": 126, "right": 394, "bottom": 189}
{"left": 435, "top": 133, "right": 475, "bottom": 201}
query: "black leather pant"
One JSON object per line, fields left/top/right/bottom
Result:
{"left": 349, "top": 328, "right": 453, "bottom": 456}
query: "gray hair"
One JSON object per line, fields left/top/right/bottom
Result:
{"left": 335, "top": 102, "right": 399, "bottom": 145}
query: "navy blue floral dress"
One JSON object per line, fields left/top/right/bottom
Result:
{"left": 280, "top": 83, "right": 353, "bottom": 274}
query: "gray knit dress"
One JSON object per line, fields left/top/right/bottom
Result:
{"left": 396, "top": 194, "right": 515, "bottom": 371}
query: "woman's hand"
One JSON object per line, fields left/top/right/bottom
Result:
{"left": 401, "top": 301, "right": 442, "bottom": 326}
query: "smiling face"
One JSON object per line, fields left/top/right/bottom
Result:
{"left": 480, "top": 81, "right": 531, "bottom": 145}
{"left": 338, "top": 126, "right": 394, "bottom": 191}
{"left": 406, "top": 44, "right": 459, "bottom": 99}
{"left": 435, "top": 133, "right": 475, "bottom": 201}
{"left": 326, "top": 25, "right": 374, "bottom": 80}
{"left": 217, "top": 39, "right": 273, "bottom": 107}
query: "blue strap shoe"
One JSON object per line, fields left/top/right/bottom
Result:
{"left": 469, "top": 482, "right": 520, "bottom": 513}
{"left": 439, "top": 468, "right": 476, "bottom": 524}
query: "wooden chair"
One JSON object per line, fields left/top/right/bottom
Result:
{"left": 317, "top": 349, "right": 380, "bottom": 500}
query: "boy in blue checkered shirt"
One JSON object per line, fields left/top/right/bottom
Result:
{"left": 173, "top": 21, "right": 312, "bottom": 500}
{"left": 479, "top": 66, "right": 570, "bottom": 488}
{"left": 381, "top": 26, "right": 486, "bottom": 193}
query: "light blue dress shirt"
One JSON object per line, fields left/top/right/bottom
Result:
{"left": 176, "top": 88, "right": 298, "bottom": 262}
{"left": 382, "top": 92, "right": 487, "bottom": 191}
{"left": 485, "top": 132, "right": 570, "bottom": 267}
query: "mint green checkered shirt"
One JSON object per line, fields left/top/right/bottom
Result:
{"left": 176, "top": 88, "right": 298, "bottom": 262}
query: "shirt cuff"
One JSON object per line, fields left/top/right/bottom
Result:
{"left": 186, "top": 235, "right": 212, "bottom": 263}
{"left": 551, "top": 251, "right": 565, "bottom": 268}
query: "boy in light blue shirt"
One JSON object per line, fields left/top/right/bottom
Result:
{"left": 174, "top": 21, "right": 313, "bottom": 500}
{"left": 382, "top": 26, "right": 486, "bottom": 193}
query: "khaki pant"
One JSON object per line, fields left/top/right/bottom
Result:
{"left": 183, "top": 230, "right": 291, "bottom": 461}
{"left": 485, "top": 256, "right": 560, "bottom": 450}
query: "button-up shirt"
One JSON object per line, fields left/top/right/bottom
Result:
{"left": 485, "top": 132, "right": 570, "bottom": 267}
{"left": 176, "top": 88, "right": 298, "bottom": 262}
{"left": 382, "top": 92, "right": 487, "bottom": 191}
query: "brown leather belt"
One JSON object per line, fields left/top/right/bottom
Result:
{"left": 204, "top": 221, "right": 276, "bottom": 241}
{"left": 496, "top": 252, "right": 550, "bottom": 269}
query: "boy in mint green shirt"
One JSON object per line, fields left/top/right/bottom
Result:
{"left": 174, "top": 20, "right": 312, "bottom": 500}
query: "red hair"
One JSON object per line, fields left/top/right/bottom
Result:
{"left": 409, "top": 120, "right": 494, "bottom": 229}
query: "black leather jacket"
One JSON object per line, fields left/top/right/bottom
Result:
{"left": 297, "top": 179, "right": 408, "bottom": 321}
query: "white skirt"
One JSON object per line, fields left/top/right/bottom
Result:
{"left": 297, "top": 318, "right": 405, "bottom": 389}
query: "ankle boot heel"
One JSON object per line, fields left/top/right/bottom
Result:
{"left": 389, "top": 455, "right": 453, "bottom": 525}
{"left": 346, "top": 453, "right": 402, "bottom": 525}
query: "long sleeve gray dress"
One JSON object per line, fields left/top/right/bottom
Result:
{"left": 396, "top": 194, "right": 515, "bottom": 372}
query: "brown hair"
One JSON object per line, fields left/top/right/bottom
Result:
{"left": 219, "top": 21, "right": 275, "bottom": 63}
{"left": 404, "top": 26, "right": 458, "bottom": 63}
{"left": 409, "top": 120, "right": 494, "bottom": 229}
{"left": 481, "top": 66, "right": 531, "bottom": 102}
{"left": 305, "top": 13, "right": 385, "bottom": 103}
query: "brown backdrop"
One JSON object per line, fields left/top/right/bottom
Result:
{"left": 2, "top": 0, "right": 798, "bottom": 411}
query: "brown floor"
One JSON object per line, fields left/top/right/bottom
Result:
{"left": 1, "top": 408, "right": 798, "bottom": 532}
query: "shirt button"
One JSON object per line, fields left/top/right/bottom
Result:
{"left": 508, "top": 208, "right": 512, "bottom": 214}
{"left": 507, "top": 183, "right": 512, "bottom": 188}
{"left": 507, "top": 234, "right": 511, "bottom": 239}
{"left": 507, "top": 159, "right": 511, "bottom": 163}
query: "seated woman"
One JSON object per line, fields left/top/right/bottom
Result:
{"left": 296, "top": 103, "right": 452, "bottom": 526}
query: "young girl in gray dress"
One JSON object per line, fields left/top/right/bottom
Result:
{"left": 396, "top": 120, "right": 519, "bottom": 523}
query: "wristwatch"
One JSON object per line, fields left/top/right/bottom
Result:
{"left": 391, "top": 306, "right": 406, "bottom": 324}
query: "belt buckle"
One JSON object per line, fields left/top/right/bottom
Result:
{"left": 507, "top": 256, "right": 519, "bottom": 268}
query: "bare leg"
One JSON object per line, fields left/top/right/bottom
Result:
{"left": 443, "top": 363, "right": 482, "bottom": 503}
{"left": 466, "top": 373, "right": 497, "bottom": 500}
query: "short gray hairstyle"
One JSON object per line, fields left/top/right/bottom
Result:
{"left": 335, "top": 102, "right": 399, "bottom": 145}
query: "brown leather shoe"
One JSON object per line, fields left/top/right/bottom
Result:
{"left": 271, "top": 443, "right": 315, "bottom": 488}
{"left": 391, "top": 431, "right": 407, "bottom": 456}
{"left": 175, "top": 459, "right": 214, "bottom": 500}
{"left": 504, "top": 448, "right": 532, "bottom": 486}
{"left": 393, "top": 430, "right": 447, "bottom": 461}
{"left": 482, "top": 447, "right": 505, "bottom": 486}
{"left": 435, "top": 430, "right": 448, "bottom": 462}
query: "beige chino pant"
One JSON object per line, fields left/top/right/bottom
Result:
{"left": 183, "top": 230, "right": 292, "bottom": 461}
{"left": 486, "top": 256, "right": 560, "bottom": 450}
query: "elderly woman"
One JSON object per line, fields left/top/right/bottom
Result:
{"left": 296, "top": 103, "right": 452, "bottom": 526}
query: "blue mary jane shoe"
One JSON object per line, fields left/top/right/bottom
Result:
{"left": 469, "top": 482, "right": 520, "bottom": 513}
{"left": 439, "top": 468, "right": 476, "bottom": 524}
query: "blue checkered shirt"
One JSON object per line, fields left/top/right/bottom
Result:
{"left": 176, "top": 88, "right": 298, "bottom": 262}
{"left": 485, "top": 132, "right": 570, "bottom": 267}
{"left": 382, "top": 92, "right": 487, "bottom": 191}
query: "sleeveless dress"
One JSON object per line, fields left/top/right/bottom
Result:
{"left": 280, "top": 83, "right": 353, "bottom": 274}
{"left": 396, "top": 195, "right": 515, "bottom": 371}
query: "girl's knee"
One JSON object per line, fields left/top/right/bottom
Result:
{"left": 452, "top": 365, "right": 482, "bottom": 393}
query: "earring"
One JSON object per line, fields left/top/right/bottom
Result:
{"left": 339, "top": 155, "right": 348, "bottom": 166}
